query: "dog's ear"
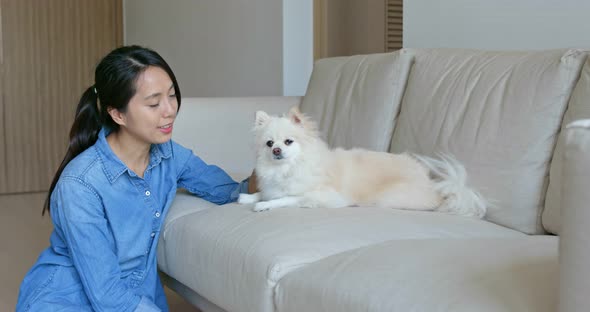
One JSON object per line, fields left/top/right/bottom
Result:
{"left": 288, "top": 106, "right": 303, "bottom": 124}
{"left": 255, "top": 111, "right": 271, "bottom": 128}
{"left": 287, "top": 105, "right": 318, "bottom": 134}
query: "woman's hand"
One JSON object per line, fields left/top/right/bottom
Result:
{"left": 248, "top": 170, "right": 259, "bottom": 194}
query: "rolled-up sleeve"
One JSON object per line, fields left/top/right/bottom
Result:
{"left": 52, "top": 178, "right": 157, "bottom": 312}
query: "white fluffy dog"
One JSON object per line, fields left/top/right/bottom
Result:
{"left": 238, "top": 107, "right": 487, "bottom": 218}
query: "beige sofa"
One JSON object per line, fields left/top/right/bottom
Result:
{"left": 157, "top": 48, "right": 590, "bottom": 312}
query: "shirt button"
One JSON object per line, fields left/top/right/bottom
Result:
{"left": 151, "top": 232, "right": 156, "bottom": 237}
{"left": 145, "top": 191, "right": 151, "bottom": 196}
{"left": 155, "top": 212, "right": 161, "bottom": 218}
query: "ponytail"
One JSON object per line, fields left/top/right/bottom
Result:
{"left": 43, "top": 86, "right": 101, "bottom": 215}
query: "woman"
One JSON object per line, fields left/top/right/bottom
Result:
{"left": 16, "top": 45, "right": 254, "bottom": 311}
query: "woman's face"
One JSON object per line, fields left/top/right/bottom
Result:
{"left": 113, "top": 66, "right": 178, "bottom": 145}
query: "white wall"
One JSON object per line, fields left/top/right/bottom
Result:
{"left": 405, "top": 0, "right": 590, "bottom": 50}
{"left": 124, "top": 0, "right": 312, "bottom": 97}
{"left": 283, "top": 0, "right": 313, "bottom": 96}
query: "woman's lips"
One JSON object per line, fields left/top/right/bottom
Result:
{"left": 159, "top": 123, "right": 173, "bottom": 134}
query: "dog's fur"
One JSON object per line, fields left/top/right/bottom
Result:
{"left": 238, "top": 107, "right": 487, "bottom": 218}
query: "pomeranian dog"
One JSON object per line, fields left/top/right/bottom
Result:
{"left": 238, "top": 106, "right": 487, "bottom": 218}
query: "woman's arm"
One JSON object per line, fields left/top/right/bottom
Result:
{"left": 175, "top": 141, "right": 248, "bottom": 204}
{"left": 52, "top": 178, "right": 160, "bottom": 312}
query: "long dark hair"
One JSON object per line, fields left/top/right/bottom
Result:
{"left": 43, "top": 45, "right": 181, "bottom": 215}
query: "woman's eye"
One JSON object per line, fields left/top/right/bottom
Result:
{"left": 169, "top": 94, "right": 176, "bottom": 98}
{"left": 284, "top": 139, "right": 293, "bottom": 145}
{"left": 266, "top": 140, "right": 274, "bottom": 147}
{"left": 149, "top": 104, "right": 159, "bottom": 108}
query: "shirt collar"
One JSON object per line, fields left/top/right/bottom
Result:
{"left": 95, "top": 127, "right": 172, "bottom": 183}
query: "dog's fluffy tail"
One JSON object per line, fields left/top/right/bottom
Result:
{"left": 414, "top": 154, "right": 487, "bottom": 218}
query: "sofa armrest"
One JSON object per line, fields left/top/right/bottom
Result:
{"left": 559, "top": 119, "right": 590, "bottom": 312}
{"left": 172, "top": 96, "right": 301, "bottom": 176}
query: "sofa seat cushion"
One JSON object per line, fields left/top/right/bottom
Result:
{"left": 158, "top": 197, "right": 523, "bottom": 312}
{"left": 276, "top": 236, "right": 558, "bottom": 312}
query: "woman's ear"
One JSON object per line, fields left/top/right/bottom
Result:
{"left": 107, "top": 107, "right": 126, "bottom": 126}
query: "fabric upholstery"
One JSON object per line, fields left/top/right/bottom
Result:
{"left": 389, "top": 49, "right": 586, "bottom": 234}
{"left": 159, "top": 202, "right": 522, "bottom": 312}
{"left": 543, "top": 55, "right": 590, "bottom": 234}
{"left": 559, "top": 119, "right": 590, "bottom": 312}
{"left": 276, "top": 237, "right": 558, "bottom": 312}
{"left": 300, "top": 51, "right": 413, "bottom": 151}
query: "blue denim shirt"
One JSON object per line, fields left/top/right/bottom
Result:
{"left": 16, "top": 128, "right": 247, "bottom": 312}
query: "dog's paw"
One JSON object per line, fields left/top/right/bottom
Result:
{"left": 238, "top": 193, "right": 260, "bottom": 204}
{"left": 253, "top": 201, "right": 274, "bottom": 212}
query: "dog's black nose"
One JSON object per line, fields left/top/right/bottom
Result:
{"left": 273, "top": 148, "right": 282, "bottom": 155}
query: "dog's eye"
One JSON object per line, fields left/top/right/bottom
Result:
{"left": 266, "top": 140, "right": 274, "bottom": 147}
{"left": 284, "top": 139, "right": 293, "bottom": 146}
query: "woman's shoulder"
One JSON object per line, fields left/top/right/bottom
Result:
{"left": 162, "top": 140, "right": 205, "bottom": 175}
{"left": 166, "top": 139, "right": 194, "bottom": 160}
{"left": 59, "top": 146, "right": 102, "bottom": 182}
{"left": 51, "top": 148, "right": 103, "bottom": 210}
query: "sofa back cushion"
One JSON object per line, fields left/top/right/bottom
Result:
{"left": 389, "top": 48, "right": 586, "bottom": 234}
{"left": 300, "top": 51, "right": 413, "bottom": 152}
{"left": 543, "top": 55, "right": 590, "bottom": 234}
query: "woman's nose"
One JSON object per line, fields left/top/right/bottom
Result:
{"left": 162, "top": 97, "right": 177, "bottom": 117}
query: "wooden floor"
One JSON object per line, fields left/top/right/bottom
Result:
{"left": 0, "top": 192, "right": 199, "bottom": 311}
